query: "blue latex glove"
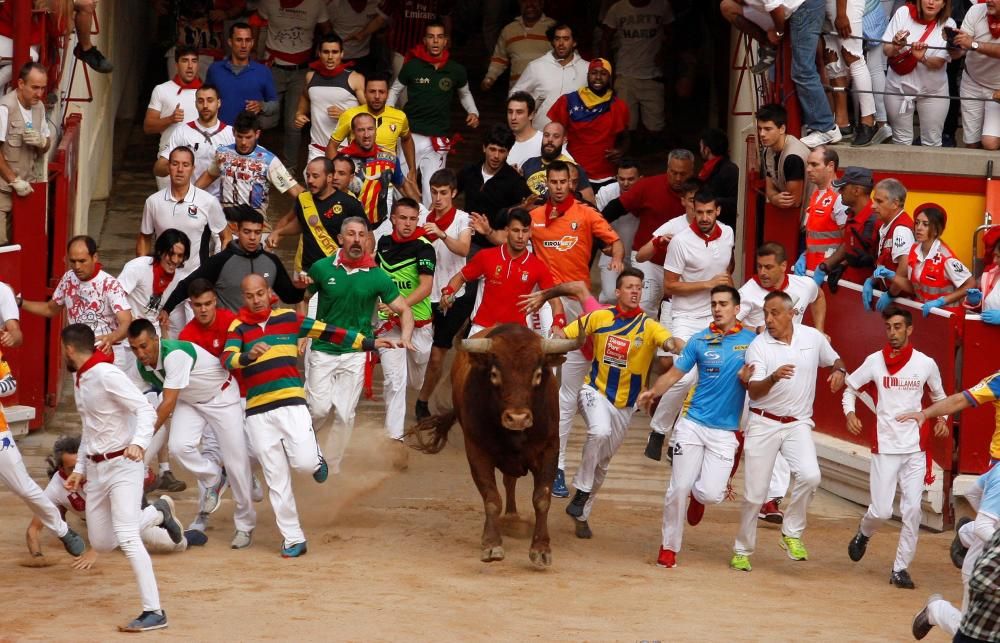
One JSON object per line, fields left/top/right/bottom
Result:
{"left": 875, "top": 292, "right": 893, "bottom": 312}
{"left": 921, "top": 297, "right": 946, "bottom": 317}
{"left": 812, "top": 265, "right": 827, "bottom": 286}
{"left": 872, "top": 266, "right": 896, "bottom": 280}
{"left": 862, "top": 278, "right": 875, "bottom": 311}
{"left": 966, "top": 288, "right": 983, "bottom": 307}
{"left": 793, "top": 253, "right": 807, "bottom": 276}
{"left": 982, "top": 309, "right": 1000, "bottom": 325}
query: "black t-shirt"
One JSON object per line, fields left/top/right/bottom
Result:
{"left": 782, "top": 155, "right": 805, "bottom": 183}
{"left": 295, "top": 190, "right": 367, "bottom": 271}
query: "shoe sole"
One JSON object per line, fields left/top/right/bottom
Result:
{"left": 118, "top": 622, "right": 168, "bottom": 632}
{"left": 551, "top": 490, "right": 569, "bottom": 498}
{"left": 158, "top": 496, "right": 184, "bottom": 544}
{"left": 730, "top": 562, "right": 751, "bottom": 572}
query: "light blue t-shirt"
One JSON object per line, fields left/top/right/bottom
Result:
{"left": 978, "top": 464, "right": 1000, "bottom": 517}
{"left": 674, "top": 326, "right": 756, "bottom": 431}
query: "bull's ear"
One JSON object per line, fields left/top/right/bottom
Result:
{"left": 545, "top": 354, "right": 567, "bottom": 368}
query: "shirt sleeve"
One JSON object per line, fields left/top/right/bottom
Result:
{"left": 891, "top": 226, "right": 915, "bottom": 261}
{"left": 116, "top": 261, "right": 139, "bottom": 295}
{"left": 546, "top": 95, "right": 570, "bottom": 127}
{"left": 782, "top": 154, "right": 805, "bottom": 182}
{"left": 331, "top": 110, "right": 352, "bottom": 142}
{"left": 105, "top": 277, "right": 131, "bottom": 314}
{"left": 417, "top": 243, "right": 436, "bottom": 276}
{"left": 945, "top": 257, "right": 973, "bottom": 289}
{"left": 663, "top": 236, "right": 687, "bottom": 275}
{"left": 205, "top": 198, "right": 227, "bottom": 234}
{"left": 108, "top": 369, "right": 156, "bottom": 450}
{"left": 832, "top": 195, "right": 849, "bottom": 226}
{"left": 537, "top": 261, "right": 556, "bottom": 289}
{"left": 268, "top": 157, "right": 298, "bottom": 193}
{"left": 140, "top": 195, "right": 156, "bottom": 235}
{"left": 161, "top": 350, "right": 195, "bottom": 390}
{"left": 51, "top": 273, "right": 71, "bottom": 306}
{"left": 673, "top": 336, "right": 699, "bottom": 373}
{"left": 965, "top": 372, "right": 1000, "bottom": 407}
{"left": 816, "top": 330, "right": 841, "bottom": 368}
{"left": 0, "top": 106, "right": 9, "bottom": 142}
{"left": 602, "top": 2, "right": 620, "bottom": 29}
{"left": 0, "top": 282, "right": 18, "bottom": 322}
{"left": 589, "top": 209, "right": 620, "bottom": 245}
{"left": 460, "top": 251, "right": 485, "bottom": 280}
{"left": 926, "top": 360, "right": 947, "bottom": 404}
{"left": 746, "top": 340, "right": 769, "bottom": 383}
{"left": 618, "top": 178, "right": 644, "bottom": 215}
{"left": 399, "top": 112, "right": 411, "bottom": 138}
{"left": 146, "top": 85, "right": 163, "bottom": 112}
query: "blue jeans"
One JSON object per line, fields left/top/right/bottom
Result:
{"left": 789, "top": 0, "right": 835, "bottom": 132}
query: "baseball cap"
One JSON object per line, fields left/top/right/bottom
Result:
{"left": 832, "top": 166, "right": 874, "bottom": 190}
{"left": 589, "top": 58, "right": 612, "bottom": 75}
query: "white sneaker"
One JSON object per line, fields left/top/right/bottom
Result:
{"left": 231, "top": 529, "right": 253, "bottom": 550}
{"left": 800, "top": 126, "right": 842, "bottom": 147}
{"left": 187, "top": 511, "right": 209, "bottom": 532}
{"left": 872, "top": 124, "right": 893, "bottom": 145}
{"left": 251, "top": 475, "right": 264, "bottom": 503}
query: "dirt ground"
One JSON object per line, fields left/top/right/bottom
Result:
{"left": 1, "top": 417, "right": 969, "bottom": 642}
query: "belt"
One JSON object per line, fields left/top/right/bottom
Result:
{"left": 749, "top": 408, "right": 800, "bottom": 424}
{"left": 221, "top": 376, "right": 232, "bottom": 392}
{"left": 273, "top": 61, "right": 310, "bottom": 70}
{"left": 88, "top": 448, "right": 126, "bottom": 463}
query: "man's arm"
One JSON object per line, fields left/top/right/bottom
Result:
{"left": 810, "top": 287, "right": 827, "bottom": 334}
{"left": 153, "top": 388, "right": 181, "bottom": 432}
{"left": 1, "top": 318, "right": 22, "bottom": 347}
{"left": 662, "top": 270, "right": 731, "bottom": 296}
{"left": 20, "top": 298, "right": 63, "bottom": 319}
{"left": 400, "top": 133, "right": 416, "bottom": 178}
{"left": 386, "top": 294, "right": 414, "bottom": 347}
{"left": 96, "top": 310, "right": 133, "bottom": 354}
{"left": 897, "top": 391, "right": 972, "bottom": 425}
{"left": 195, "top": 167, "right": 219, "bottom": 189}
{"left": 136, "top": 233, "right": 153, "bottom": 257}
{"left": 405, "top": 274, "right": 434, "bottom": 307}
{"left": 143, "top": 105, "right": 183, "bottom": 135}
{"left": 269, "top": 255, "right": 306, "bottom": 304}
{"left": 298, "top": 316, "right": 376, "bottom": 350}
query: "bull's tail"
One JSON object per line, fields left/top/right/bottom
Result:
{"left": 405, "top": 410, "right": 458, "bottom": 454}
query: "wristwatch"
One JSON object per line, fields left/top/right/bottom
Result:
{"left": 972, "top": 42, "right": 981, "bottom": 51}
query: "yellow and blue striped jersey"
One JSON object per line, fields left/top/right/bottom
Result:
{"left": 564, "top": 309, "right": 671, "bottom": 409}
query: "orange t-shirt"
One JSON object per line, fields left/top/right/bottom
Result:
{"left": 529, "top": 200, "right": 619, "bottom": 284}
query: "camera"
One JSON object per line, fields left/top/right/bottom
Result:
{"left": 943, "top": 26, "right": 960, "bottom": 49}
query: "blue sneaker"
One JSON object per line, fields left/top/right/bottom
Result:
{"left": 184, "top": 529, "right": 208, "bottom": 546}
{"left": 118, "top": 610, "right": 168, "bottom": 632}
{"left": 201, "top": 469, "right": 228, "bottom": 514}
{"left": 281, "top": 541, "right": 308, "bottom": 558}
{"left": 313, "top": 456, "right": 329, "bottom": 483}
{"left": 552, "top": 469, "right": 569, "bottom": 498}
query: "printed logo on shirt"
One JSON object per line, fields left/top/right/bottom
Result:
{"left": 520, "top": 271, "right": 529, "bottom": 282}
{"left": 187, "top": 205, "right": 199, "bottom": 217}
{"left": 894, "top": 236, "right": 908, "bottom": 248}
{"left": 603, "top": 335, "right": 630, "bottom": 369}
{"left": 331, "top": 204, "right": 343, "bottom": 216}
{"left": 541, "top": 236, "right": 578, "bottom": 252}
{"left": 438, "top": 77, "right": 453, "bottom": 92}
{"left": 882, "top": 375, "right": 923, "bottom": 391}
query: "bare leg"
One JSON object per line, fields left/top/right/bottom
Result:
{"left": 74, "top": 0, "right": 94, "bottom": 50}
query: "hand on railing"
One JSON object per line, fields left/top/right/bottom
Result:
{"left": 872, "top": 266, "right": 896, "bottom": 280}
{"left": 793, "top": 253, "right": 806, "bottom": 276}
{"left": 965, "top": 288, "right": 983, "bottom": 307}
{"left": 876, "top": 292, "right": 893, "bottom": 312}
{"left": 981, "top": 309, "right": 1000, "bottom": 325}
{"left": 921, "top": 297, "right": 946, "bottom": 317}
{"left": 862, "top": 278, "right": 875, "bottom": 311}
{"left": 812, "top": 264, "right": 826, "bottom": 286}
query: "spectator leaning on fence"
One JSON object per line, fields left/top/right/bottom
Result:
{"left": 953, "top": 0, "right": 1000, "bottom": 150}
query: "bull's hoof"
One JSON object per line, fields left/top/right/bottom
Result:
{"left": 481, "top": 546, "right": 505, "bottom": 562}
{"left": 575, "top": 519, "right": 592, "bottom": 539}
{"left": 529, "top": 549, "right": 552, "bottom": 568}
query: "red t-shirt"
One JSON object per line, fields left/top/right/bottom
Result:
{"left": 547, "top": 94, "right": 630, "bottom": 182}
{"left": 178, "top": 307, "right": 245, "bottom": 396}
{"left": 619, "top": 173, "right": 686, "bottom": 253}
{"left": 462, "top": 246, "right": 556, "bottom": 327}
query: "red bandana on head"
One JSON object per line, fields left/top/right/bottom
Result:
{"left": 173, "top": 75, "right": 203, "bottom": 93}
{"left": 406, "top": 43, "right": 450, "bottom": 67}
{"left": 689, "top": 221, "right": 722, "bottom": 245}
{"left": 752, "top": 273, "right": 790, "bottom": 292}
{"left": 74, "top": 349, "right": 114, "bottom": 386}
{"left": 424, "top": 207, "right": 457, "bottom": 241}
{"left": 309, "top": 59, "right": 354, "bottom": 78}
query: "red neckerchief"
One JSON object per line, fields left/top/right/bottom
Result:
{"left": 237, "top": 295, "right": 279, "bottom": 325}
{"left": 882, "top": 343, "right": 914, "bottom": 375}
{"left": 74, "top": 349, "right": 114, "bottom": 386}
{"left": 752, "top": 273, "right": 790, "bottom": 292}
{"left": 391, "top": 227, "right": 427, "bottom": 244}
{"left": 81, "top": 262, "right": 103, "bottom": 282}
{"left": 336, "top": 249, "right": 377, "bottom": 270}
{"left": 309, "top": 59, "right": 354, "bottom": 78}
{"left": 698, "top": 156, "right": 723, "bottom": 181}
{"left": 151, "top": 262, "right": 175, "bottom": 297}
{"left": 709, "top": 321, "right": 744, "bottom": 336}
{"left": 173, "top": 74, "right": 203, "bottom": 93}
{"left": 689, "top": 221, "right": 722, "bottom": 245}
{"left": 340, "top": 141, "right": 379, "bottom": 159}
{"left": 987, "top": 5, "right": 1000, "bottom": 39}
{"left": 612, "top": 306, "right": 644, "bottom": 319}
{"left": 424, "top": 207, "right": 457, "bottom": 241}
{"left": 406, "top": 43, "right": 450, "bottom": 68}
{"left": 545, "top": 197, "right": 574, "bottom": 220}
{"left": 906, "top": 2, "right": 935, "bottom": 25}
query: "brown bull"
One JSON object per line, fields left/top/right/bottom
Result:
{"left": 408, "top": 323, "right": 579, "bottom": 568}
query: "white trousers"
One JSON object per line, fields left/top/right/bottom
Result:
{"left": 650, "top": 314, "right": 710, "bottom": 435}
{"left": 0, "top": 430, "right": 69, "bottom": 537}
{"left": 884, "top": 79, "right": 949, "bottom": 146}
{"left": 169, "top": 383, "right": 256, "bottom": 532}
{"left": 245, "top": 405, "right": 322, "bottom": 548}
{"left": 632, "top": 254, "right": 664, "bottom": 317}
{"left": 84, "top": 456, "right": 160, "bottom": 612}
{"left": 858, "top": 451, "right": 925, "bottom": 572}
{"left": 572, "top": 386, "right": 635, "bottom": 521}
{"left": 306, "top": 350, "right": 366, "bottom": 473}
{"left": 661, "top": 417, "right": 738, "bottom": 552}
{"left": 379, "top": 325, "right": 433, "bottom": 440}
{"left": 408, "top": 133, "right": 448, "bottom": 208}
{"left": 599, "top": 215, "right": 639, "bottom": 303}
{"left": 960, "top": 74, "right": 1000, "bottom": 144}
{"left": 734, "top": 416, "right": 821, "bottom": 555}
{"left": 557, "top": 347, "right": 592, "bottom": 470}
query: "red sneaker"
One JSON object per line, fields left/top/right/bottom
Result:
{"left": 759, "top": 499, "right": 784, "bottom": 524}
{"left": 686, "top": 493, "right": 705, "bottom": 526}
{"left": 657, "top": 547, "right": 677, "bottom": 568}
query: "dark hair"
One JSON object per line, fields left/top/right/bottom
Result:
{"left": 307, "top": 156, "right": 335, "bottom": 174}
{"left": 424, "top": 20, "right": 447, "bottom": 36}
{"left": 763, "top": 290, "right": 794, "bottom": 308}
{"left": 881, "top": 304, "right": 913, "bottom": 326}
{"left": 46, "top": 435, "right": 81, "bottom": 479}
{"left": 756, "top": 103, "right": 787, "bottom": 128}
{"left": 616, "top": 158, "right": 640, "bottom": 173}
{"left": 546, "top": 23, "right": 573, "bottom": 42}
{"left": 546, "top": 159, "right": 570, "bottom": 177}
{"left": 127, "top": 318, "right": 158, "bottom": 339}
{"left": 175, "top": 45, "right": 199, "bottom": 61}
{"left": 391, "top": 197, "right": 420, "bottom": 215}
{"left": 351, "top": 112, "right": 376, "bottom": 131}
{"left": 506, "top": 207, "right": 532, "bottom": 228}
{"left": 365, "top": 71, "right": 392, "bottom": 87}
{"left": 67, "top": 235, "right": 97, "bottom": 255}
{"left": 693, "top": 189, "right": 718, "bottom": 207}
{"left": 711, "top": 284, "right": 741, "bottom": 305}
{"left": 332, "top": 153, "right": 356, "bottom": 174}
{"left": 231, "top": 205, "right": 265, "bottom": 226}
{"left": 18, "top": 62, "right": 46, "bottom": 82}
{"left": 169, "top": 145, "right": 195, "bottom": 164}
{"left": 484, "top": 124, "right": 515, "bottom": 150}
{"left": 507, "top": 91, "right": 536, "bottom": 115}
{"left": 153, "top": 228, "right": 191, "bottom": 266}
{"left": 679, "top": 177, "right": 704, "bottom": 197}
{"left": 233, "top": 111, "right": 261, "bottom": 134}
{"left": 814, "top": 145, "right": 839, "bottom": 169}
{"left": 429, "top": 168, "right": 457, "bottom": 190}
{"left": 187, "top": 277, "right": 216, "bottom": 299}
{"left": 196, "top": 83, "right": 220, "bottom": 98}
{"left": 61, "top": 324, "right": 95, "bottom": 353}
{"left": 229, "top": 21, "right": 252, "bottom": 38}
{"left": 917, "top": 206, "right": 947, "bottom": 239}
{"left": 318, "top": 32, "right": 344, "bottom": 50}
{"left": 616, "top": 267, "right": 644, "bottom": 288}
{"left": 700, "top": 128, "right": 729, "bottom": 157}
{"left": 756, "top": 242, "right": 787, "bottom": 264}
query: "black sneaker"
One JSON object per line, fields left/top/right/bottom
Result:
{"left": 851, "top": 123, "right": 877, "bottom": 147}
{"left": 912, "top": 594, "right": 941, "bottom": 640}
{"left": 574, "top": 519, "right": 592, "bottom": 539}
{"left": 566, "top": 490, "right": 590, "bottom": 518}
{"left": 751, "top": 45, "right": 776, "bottom": 75}
{"left": 951, "top": 516, "right": 973, "bottom": 568}
{"left": 890, "top": 568, "right": 916, "bottom": 589}
{"left": 153, "top": 496, "right": 184, "bottom": 544}
{"left": 157, "top": 470, "right": 187, "bottom": 492}
{"left": 59, "top": 527, "right": 85, "bottom": 556}
{"left": 848, "top": 529, "right": 869, "bottom": 561}
{"left": 118, "top": 610, "right": 167, "bottom": 632}
{"left": 415, "top": 400, "right": 431, "bottom": 422}
{"left": 838, "top": 124, "right": 855, "bottom": 140}
{"left": 644, "top": 430, "right": 664, "bottom": 461}
{"left": 74, "top": 44, "right": 113, "bottom": 73}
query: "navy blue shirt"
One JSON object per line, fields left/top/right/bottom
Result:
{"left": 205, "top": 60, "right": 278, "bottom": 125}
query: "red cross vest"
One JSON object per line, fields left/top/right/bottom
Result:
{"left": 908, "top": 240, "right": 959, "bottom": 302}
{"left": 804, "top": 187, "right": 844, "bottom": 269}
{"left": 877, "top": 212, "right": 913, "bottom": 289}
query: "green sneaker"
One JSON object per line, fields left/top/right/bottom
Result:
{"left": 730, "top": 553, "right": 752, "bottom": 572}
{"left": 780, "top": 535, "right": 809, "bottom": 560}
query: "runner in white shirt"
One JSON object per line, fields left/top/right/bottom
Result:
{"left": 127, "top": 319, "right": 257, "bottom": 551}
{"left": 646, "top": 190, "right": 734, "bottom": 457}
{"left": 842, "top": 305, "right": 947, "bottom": 589}
{"left": 140, "top": 147, "right": 228, "bottom": 275}
{"left": 118, "top": 230, "right": 190, "bottom": 339}
{"left": 597, "top": 161, "right": 641, "bottom": 303}
{"left": 20, "top": 236, "right": 133, "bottom": 371}
{"left": 730, "top": 290, "right": 846, "bottom": 573}
{"left": 505, "top": 91, "right": 544, "bottom": 170}
{"left": 0, "top": 279, "right": 21, "bottom": 347}
{"left": 144, "top": 46, "right": 201, "bottom": 190}
{"left": 61, "top": 323, "right": 171, "bottom": 633}
{"left": 154, "top": 85, "right": 235, "bottom": 200}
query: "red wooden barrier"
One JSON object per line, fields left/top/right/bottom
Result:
{"left": 957, "top": 317, "right": 1000, "bottom": 474}
{"left": 0, "top": 244, "right": 24, "bottom": 405}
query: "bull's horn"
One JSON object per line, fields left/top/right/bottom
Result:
{"left": 458, "top": 338, "right": 493, "bottom": 353}
{"left": 540, "top": 337, "right": 583, "bottom": 354}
